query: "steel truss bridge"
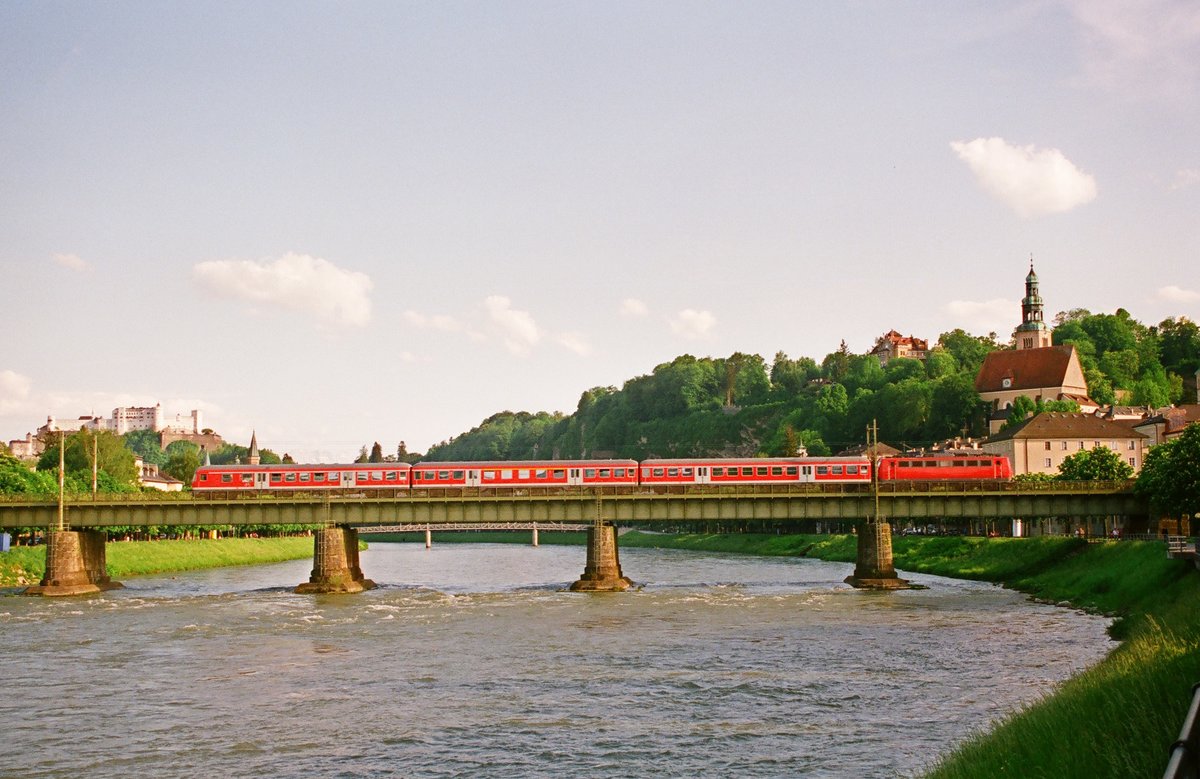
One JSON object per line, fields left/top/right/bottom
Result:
{"left": 0, "top": 482, "right": 1147, "bottom": 530}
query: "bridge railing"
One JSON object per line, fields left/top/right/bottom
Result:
{"left": 1165, "top": 682, "right": 1200, "bottom": 779}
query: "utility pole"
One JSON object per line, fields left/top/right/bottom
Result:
{"left": 57, "top": 430, "right": 65, "bottom": 532}
{"left": 92, "top": 433, "right": 98, "bottom": 498}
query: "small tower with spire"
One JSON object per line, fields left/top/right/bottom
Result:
{"left": 1014, "top": 257, "right": 1052, "bottom": 350}
{"left": 247, "top": 431, "right": 261, "bottom": 466}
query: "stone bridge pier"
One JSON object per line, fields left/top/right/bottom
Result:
{"left": 24, "top": 529, "right": 124, "bottom": 596}
{"left": 570, "top": 523, "right": 634, "bottom": 592}
{"left": 296, "top": 526, "right": 376, "bottom": 594}
{"left": 845, "top": 518, "right": 912, "bottom": 590}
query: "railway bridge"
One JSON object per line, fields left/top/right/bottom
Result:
{"left": 0, "top": 482, "right": 1147, "bottom": 595}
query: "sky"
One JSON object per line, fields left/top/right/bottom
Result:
{"left": 2, "top": 1, "right": 1198, "bottom": 461}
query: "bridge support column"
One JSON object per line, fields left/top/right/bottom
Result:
{"left": 845, "top": 519, "right": 912, "bottom": 590}
{"left": 296, "top": 527, "right": 376, "bottom": 594}
{"left": 532, "top": 523, "right": 539, "bottom": 547}
{"left": 24, "top": 530, "right": 123, "bottom": 596}
{"left": 570, "top": 524, "right": 633, "bottom": 592}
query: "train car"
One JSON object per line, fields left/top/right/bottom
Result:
{"left": 876, "top": 455, "right": 1012, "bottom": 481}
{"left": 408, "top": 460, "right": 639, "bottom": 489}
{"left": 191, "top": 462, "right": 412, "bottom": 492}
{"left": 637, "top": 457, "right": 872, "bottom": 486}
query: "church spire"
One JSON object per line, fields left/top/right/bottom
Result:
{"left": 247, "top": 430, "right": 260, "bottom": 466}
{"left": 1014, "top": 256, "right": 1051, "bottom": 350}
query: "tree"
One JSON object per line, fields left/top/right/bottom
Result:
{"left": 124, "top": 429, "right": 166, "bottom": 466}
{"left": 1002, "top": 396, "right": 1037, "bottom": 430}
{"left": 163, "top": 442, "right": 201, "bottom": 485}
{"left": 354, "top": 445, "right": 369, "bottom": 463}
{"left": 0, "top": 452, "right": 56, "bottom": 494}
{"left": 37, "top": 429, "right": 138, "bottom": 488}
{"left": 369, "top": 442, "right": 384, "bottom": 463}
{"left": 1136, "top": 424, "right": 1200, "bottom": 519}
{"left": 1057, "top": 445, "right": 1134, "bottom": 482}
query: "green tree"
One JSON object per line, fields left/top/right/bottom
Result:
{"left": 163, "top": 442, "right": 201, "bottom": 485}
{"left": 937, "top": 329, "right": 1001, "bottom": 375}
{"left": 37, "top": 429, "right": 138, "bottom": 488}
{"left": 1002, "top": 396, "right": 1037, "bottom": 430}
{"left": 0, "top": 452, "right": 57, "bottom": 494}
{"left": 1056, "top": 445, "right": 1134, "bottom": 481}
{"left": 123, "top": 429, "right": 166, "bottom": 466}
{"left": 369, "top": 442, "right": 384, "bottom": 463}
{"left": 354, "top": 445, "right": 369, "bottom": 463}
{"left": 1136, "top": 424, "right": 1200, "bottom": 519}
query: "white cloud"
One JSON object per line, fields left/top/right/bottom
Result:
{"left": 192, "top": 252, "right": 373, "bottom": 327}
{"left": 669, "top": 309, "right": 716, "bottom": 339}
{"left": 621, "top": 298, "right": 649, "bottom": 317}
{"left": 53, "top": 253, "right": 88, "bottom": 272}
{"left": 944, "top": 298, "right": 1016, "bottom": 335}
{"left": 0, "top": 370, "right": 32, "bottom": 414}
{"left": 1170, "top": 168, "right": 1200, "bottom": 191}
{"left": 555, "top": 331, "right": 592, "bottom": 356}
{"left": 1158, "top": 285, "right": 1200, "bottom": 303}
{"left": 950, "top": 137, "right": 1098, "bottom": 218}
{"left": 484, "top": 295, "right": 541, "bottom": 356}
{"left": 1067, "top": 0, "right": 1200, "bottom": 99}
{"left": 404, "top": 310, "right": 465, "bottom": 332}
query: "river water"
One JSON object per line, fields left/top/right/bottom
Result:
{"left": 0, "top": 542, "right": 1111, "bottom": 778}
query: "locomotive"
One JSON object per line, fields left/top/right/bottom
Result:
{"left": 191, "top": 454, "right": 1012, "bottom": 494}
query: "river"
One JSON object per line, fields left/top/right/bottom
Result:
{"left": 0, "top": 542, "right": 1111, "bottom": 778}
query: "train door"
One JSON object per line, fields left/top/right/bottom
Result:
{"left": 342, "top": 471, "right": 356, "bottom": 489}
{"left": 255, "top": 472, "right": 269, "bottom": 490}
{"left": 568, "top": 468, "right": 582, "bottom": 486}
{"left": 800, "top": 465, "right": 815, "bottom": 483}
{"left": 466, "top": 469, "right": 480, "bottom": 487}
{"left": 696, "top": 467, "right": 710, "bottom": 484}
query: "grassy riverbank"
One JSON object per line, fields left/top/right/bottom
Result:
{"left": 614, "top": 531, "right": 1200, "bottom": 778}
{"left": 0, "top": 536, "right": 317, "bottom": 587}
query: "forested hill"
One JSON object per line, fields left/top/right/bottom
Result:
{"left": 422, "top": 313, "right": 1199, "bottom": 462}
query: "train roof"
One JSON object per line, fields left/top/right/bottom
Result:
{"left": 639, "top": 456, "right": 869, "bottom": 464}
{"left": 195, "top": 462, "right": 412, "bottom": 470}
{"left": 409, "top": 459, "right": 639, "bottom": 468}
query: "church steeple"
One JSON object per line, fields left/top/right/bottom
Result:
{"left": 1014, "top": 257, "right": 1052, "bottom": 350}
{"left": 247, "top": 431, "right": 261, "bottom": 466}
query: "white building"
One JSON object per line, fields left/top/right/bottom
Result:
{"left": 38, "top": 403, "right": 203, "bottom": 437}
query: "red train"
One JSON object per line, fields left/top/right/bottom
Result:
{"left": 191, "top": 454, "right": 1010, "bottom": 493}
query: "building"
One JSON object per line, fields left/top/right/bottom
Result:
{"left": 982, "top": 412, "right": 1147, "bottom": 476}
{"left": 6, "top": 432, "right": 43, "bottom": 459}
{"left": 135, "top": 458, "right": 184, "bottom": 492}
{"left": 870, "top": 330, "right": 929, "bottom": 366}
{"left": 975, "top": 345, "right": 1095, "bottom": 432}
{"left": 1133, "top": 405, "right": 1200, "bottom": 447}
{"left": 37, "top": 403, "right": 204, "bottom": 437}
{"left": 1014, "top": 260, "right": 1052, "bottom": 350}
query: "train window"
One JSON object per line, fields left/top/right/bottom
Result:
{"left": 938, "top": 460, "right": 952, "bottom": 467}
{"left": 501, "top": 470, "right": 513, "bottom": 479}
{"left": 846, "top": 465, "right": 858, "bottom": 475}
{"left": 742, "top": 467, "right": 753, "bottom": 476}
{"left": 438, "top": 471, "right": 450, "bottom": 480}
{"left": 536, "top": 469, "right": 548, "bottom": 479}
{"left": 584, "top": 469, "right": 596, "bottom": 478}
{"left": 368, "top": 472, "right": 379, "bottom": 480}
{"left": 802, "top": 466, "right": 812, "bottom": 475}
{"left": 771, "top": 467, "right": 782, "bottom": 476}
{"left": 314, "top": 473, "right": 326, "bottom": 482}
{"left": 482, "top": 471, "right": 496, "bottom": 480}
{"left": 553, "top": 469, "right": 566, "bottom": 479}
{"left": 712, "top": 467, "right": 724, "bottom": 477}
{"left": 682, "top": 468, "right": 693, "bottom": 477}
{"left": 242, "top": 473, "right": 254, "bottom": 483}
{"left": 899, "top": 461, "right": 912, "bottom": 468}
{"left": 222, "top": 474, "right": 232, "bottom": 483}
{"left": 452, "top": 471, "right": 464, "bottom": 480}
{"left": 271, "top": 473, "right": 282, "bottom": 483}
{"left": 286, "top": 473, "right": 297, "bottom": 482}
{"left": 385, "top": 472, "right": 397, "bottom": 481}
{"left": 612, "top": 469, "right": 623, "bottom": 478}
{"left": 667, "top": 468, "right": 679, "bottom": 477}
{"left": 653, "top": 468, "right": 664, "bottom": 477}
{"left": 756, "top": 467, "right": 767, "bottom": 476}
{"left": 787, "top": 467, "right": 798, "bottom": 476}
{"left": 832, "top": 466, "right": 843, "bottom": 475}
{"left": 300, "top": 473, "right": 311, "bottom": 482}
{"left": 599, "top": 469, "right": 610, "bottom": 478}
{"left": 816, "top": 466, "right": 828, "bottom": 475}
{"left": 518, "top": 470, "right": 530, "bottom": 480}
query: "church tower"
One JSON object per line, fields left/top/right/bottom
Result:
{"left": 247, "top": 431, "right": 261, "bottom": 466}
{"left": 1014, "top": 259, "right": 1052, "bottom": 350}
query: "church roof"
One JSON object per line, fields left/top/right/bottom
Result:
{"left": 974, "top": 345, "right": 1078, "bottom": 393}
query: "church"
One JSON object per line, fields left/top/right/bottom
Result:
{"left": 974, "top": 263, "right": 1095, "bottom": 434}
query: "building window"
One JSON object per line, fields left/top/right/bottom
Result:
{"left": 1062, "top": 441, "right": 1068, "bottom": 451}
{"left": 1044, "top": 441, "right": 1052, "bottom": 450}
{"left": 1128, "top": 441, "right": 1136, "bottom": 450}
{"left": 1045, "top": 458, "right": 1052, "bottom": 468}
{"left": 1078, "top": 441, "right": 1085, "bottom": 450}
{"left": 1129, "top": 457, "right": 1136, "bottom": 467}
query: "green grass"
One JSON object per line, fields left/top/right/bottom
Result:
{"left": 0, "top": 536, "right": 317, "bottom": 586}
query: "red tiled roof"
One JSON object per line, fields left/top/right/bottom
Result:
{"left": 986, "top": 412, "right": 1149, "bottom": 443}
{"left": 974, "top": 345, "right": 1078, "bottom": 393}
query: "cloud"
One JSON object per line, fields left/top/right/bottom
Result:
{"left": 621, "top": 298, "right": 649, "bottom": 317}
{"left": 1157, "top": 285, "right": 1200, "bottom": 303}
{"left": 53, "top": 253, "right": 88, "bottom": 272}
{"left": 1066, "top": 0, "right": 1200, "bottom": 99}
{"left": 950, "top": 137, "right": 1097, "bottom": 218}
{"left": 1170, "top": 168, "right": 1200, "bottom": 191}
{"left": 669, "top": 309, "right": 716, "bottom": 339}
{"left": 555, "top": 332, "right": 592, "bottom": 356}
{"left": 192, "top": 252, "right": 373, "bottom": 327}
{"left": 0, "top": 370, "right": 32, "bottom": 414}
{"left": 484, "top": 295, "right": 541, "bottom": 356}
{"left": 404, "top": 310, "right": 465, "bottom": 332}
{"left": 944, "top": 298, "right": 1016, "bottom": 335}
